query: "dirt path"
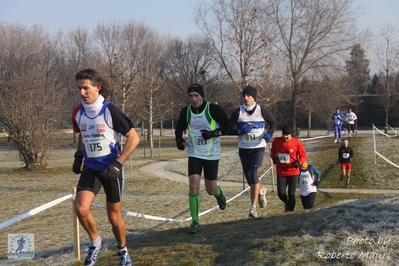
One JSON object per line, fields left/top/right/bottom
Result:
{"left": 140, "top": 158, "right": 399, "bottom": 195}
{"left": 140, "top": 130, "right": 399, "bottom": 195}
{"left": 140, "top": 159, "right": 243, "bottom": 187}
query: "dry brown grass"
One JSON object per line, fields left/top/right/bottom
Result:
{"left": 0, "top": 130, "right": 399, "bottom": 265}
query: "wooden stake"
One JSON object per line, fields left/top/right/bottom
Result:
{"left": 72, "top": 187, "right": 80, "bottom": 261}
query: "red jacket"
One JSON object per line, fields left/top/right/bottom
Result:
{"left": 270, "top": 136, "right": 307, "bottom": 176}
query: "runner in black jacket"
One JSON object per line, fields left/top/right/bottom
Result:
{"left": 338, "top": 139, "right": 354, "bottom": 188}
{"left": 174, "top": 83, "right": 235, "bottom": 234}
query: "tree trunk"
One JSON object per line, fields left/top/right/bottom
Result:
{"left": 290, "top": 89, "right": 298, "bottom": 137}
{"left": 149, "top": 93, "right": 154, "bottom": 159}
{"left": 385, "top": 111, "right": 389, "bottom": 134}
{"left": 14, "top": 140, "right": 49, "bottom": 170}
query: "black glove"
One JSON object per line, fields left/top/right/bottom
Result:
{"left": 293, "top": 161, "right": 300, "bottom": 168}
{"left": 72, "top": 150, "right": 84, "bottom": 174}
{"left": 313, "top": 179, "right": 319, "bottom": 186}
{"left": 201, "top": 129, "right": 222, "bottom": 140}
{"left": 176, "top": 139, "right": 185, "bottom": 150}
{"left": 103, "top": 160, "right": 123, "bottom": 180}
{"left": 273, "top": 158, "right": 277, "bottom": 165}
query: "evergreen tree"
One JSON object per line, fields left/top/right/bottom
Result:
{"left": 345, "top": 44, "right": 370, "bottom": 94}
{"left": 368, "top": 74, "right": 383, "bottom": 94}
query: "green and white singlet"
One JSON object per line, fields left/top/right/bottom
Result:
{"left": 186, "top": 102, "right": 220, "bottom": 160}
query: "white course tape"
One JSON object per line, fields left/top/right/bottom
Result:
{"left": 300, "top": 134, "right": 333, "bottom": 142}
{"left": 90, "top": 203, "right": 182, "bottom": 223}
{"left": 0, "top": 194, "right": 73, "bottom": 230}
{"left": 373, "top": 125, "right": 391, "bottom": 138}
{"left": 0, "top": 164, "right": 274, "bottom": 230}
{"left": 182, "top": 166, "right": 273, "bottom": 223}
{"left": 375, "top": 151, "right": 399, "bottom": 169}
{"left": 92, "top": 167, "right": 273, "bottom": 225}
{"left": 182, "top": 183, "right": 251, "bottom": 223}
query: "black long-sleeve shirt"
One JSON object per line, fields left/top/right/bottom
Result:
{"left": 338, "top": 146, "right": 354, "bottom": 163}
{"left": 175, "top": 101, "right": 235, "bottom": 140}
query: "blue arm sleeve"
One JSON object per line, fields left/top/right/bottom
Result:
{"left": 312, "top": 165, "right": 322, "bottom": 181}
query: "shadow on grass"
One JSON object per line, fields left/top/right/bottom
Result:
{"left": 128, "top": 196, "right": 399, "bottom": 266}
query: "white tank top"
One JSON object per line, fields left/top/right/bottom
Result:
{"left": 237, "top": 104, "right": 266, "bottom": 149}
{"left": 77, "top": 101, "right": 121, "bottom": 171}
{"left": 187, "top": 102, "right": 220, "bottom": 160}
{"left": 299, "top": 169, "right": 317, "bottom": 196}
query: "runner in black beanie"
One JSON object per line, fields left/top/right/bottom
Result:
{"left": 187, "top": 83, "right": 204, "bottom": 98}
{"left": 242, "top": 86, "right": 257, "bottom": 101}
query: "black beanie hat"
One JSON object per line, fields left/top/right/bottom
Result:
{"left": 187, "top": 83, "right": 204, "bottom": 98}
{"left": 282, "top": 125, "right": 294, "bottom": 135}
{"left": 242, "top": 86, "right": 257, "bottom": 101}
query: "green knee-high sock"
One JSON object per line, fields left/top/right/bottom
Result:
{"left": 215, "top": 185, "right": 221, "bottom": 198}
{"left": 189, "top": 194, "right": 200, "bottom": 222}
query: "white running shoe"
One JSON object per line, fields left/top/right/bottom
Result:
{"left": 334, "top": 139, "right": 337, "bottom": 143}
{"left": 118, "top": 249, "right": 132, "bottom": 266}
{"left": 248, "top": 206, "right": 257, "bottom": 218}
{"left": 84, "top": 239, "right": 103, "bottom": 266}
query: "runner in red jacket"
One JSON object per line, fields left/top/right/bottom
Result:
{"left": 270, "top": 125, "right": 307, "bottom": 212}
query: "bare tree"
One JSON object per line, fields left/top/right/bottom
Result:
{"left": 54, "top": 26, "right": 94, "bottom": 96}
{"left": 195, "top": 0, "right": 272, "bottom": 93}
{"left": 163, "top": 36, "right": 217, "bottom": 104}
{"left": 297, "top": 74, "right": 349, "bottom": 134}
{"left": 93, "top": 21, "right": 146, "bottom": 124}
{"left": 266, "top": 0, "right": 364, "bottom": 131}
{"left": 53, "top": 27, "right": 95, "bottom": 132}
{"left": 134, "top": 29, "right": 169, "bottom": 158}
{"left": 373, "top": 22, "right": 399, "bottom": 128}
{"left": 0, "top": 23, "right": 66, "bottom": 169}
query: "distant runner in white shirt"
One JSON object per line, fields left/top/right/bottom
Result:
{"left": 345, "top": 108, "right": 357, "bottom": 138}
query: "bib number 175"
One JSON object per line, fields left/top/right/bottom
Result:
{"left": 88, "top": 143, "right": 103, "bottom": 152}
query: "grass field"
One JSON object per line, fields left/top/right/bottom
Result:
{"left": 0, "top": 130, "right": 399, "bottom": 265}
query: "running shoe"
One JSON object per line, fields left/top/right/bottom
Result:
{"left": 84, "top": 239, "right": 103, "bottom": 266}
{"left": 215, "top": 188, "right": 226, "bottom": 210}
{"left": 334, "top": 139, "right": 337, "bottom": 143}
{"left": 346, "top": 184, "right": 350, "bottom": 189}
{"left": 188, "top": 221, "right": 200, "bottom": 234}
{"left": 259, "top": 187, "right": 267, "bottom": 208}
{"left": 340, "top": 176, "right": 343, "bottom": 182}
{"left": 118, "top": 249, "right": 132, "bottom": 266}
{"left": 284, "top": 202, "right": 294, "bottom": 212}
{"left": 248, "top": 206, "right": 257, "bottom": 218}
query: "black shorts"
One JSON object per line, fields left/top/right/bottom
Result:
{"left": 77, "top": 167, "right": 123, "bottom": 203}
{"left": 188, "top": 157, "right": 219, "bottom": 181}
